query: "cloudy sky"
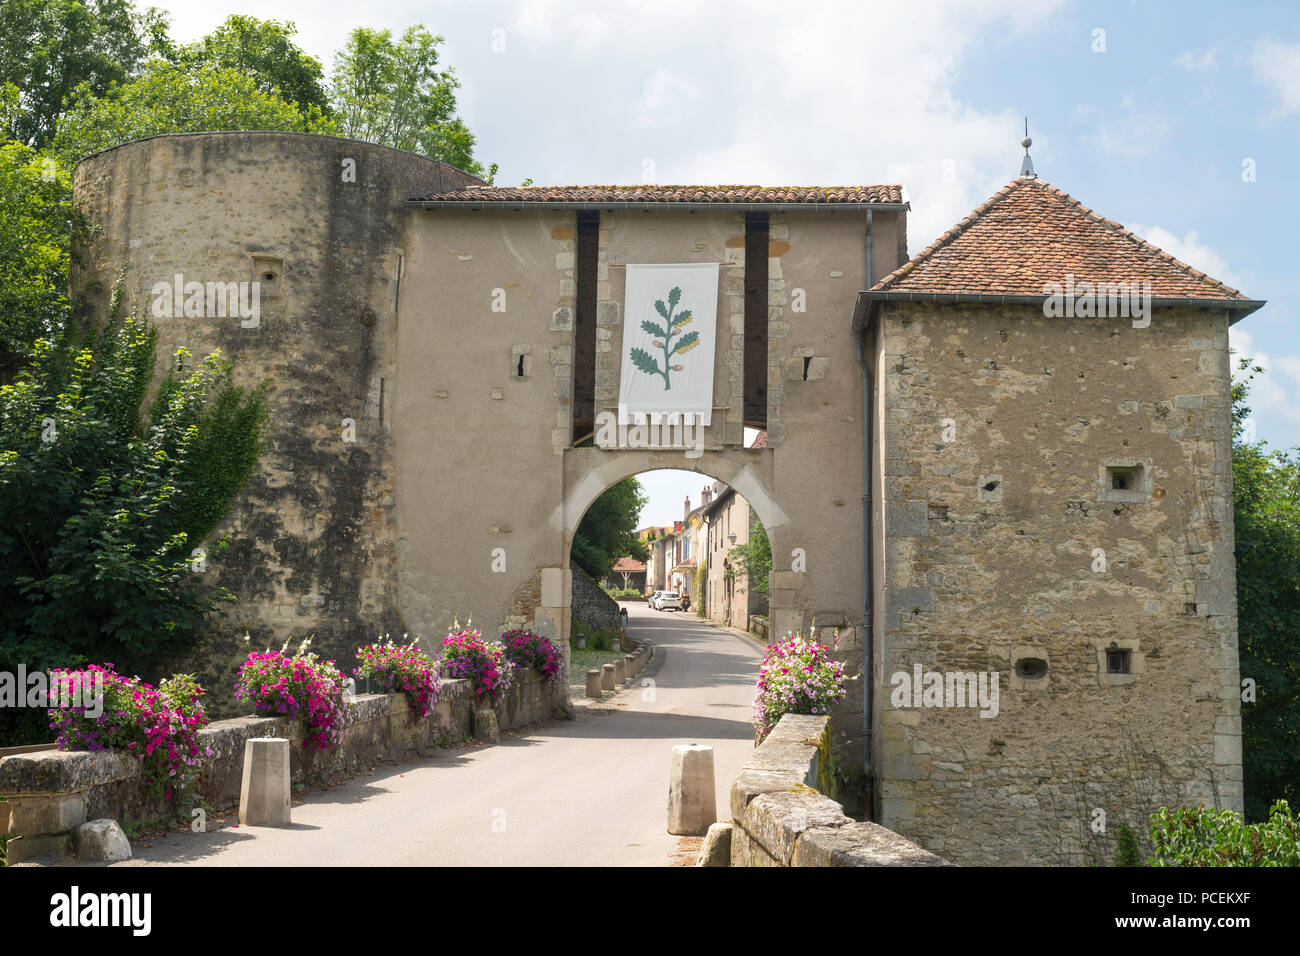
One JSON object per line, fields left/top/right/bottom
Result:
{"left": 156, "top": 0, "right": 1300, "bottom": 525}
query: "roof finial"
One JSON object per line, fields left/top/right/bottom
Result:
{"left": 1020, "top": 117, "right": 1036, "bottom": 179}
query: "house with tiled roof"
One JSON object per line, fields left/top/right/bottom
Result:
{"left": 75, "top": 129, "right": 1258, "bottom": 866}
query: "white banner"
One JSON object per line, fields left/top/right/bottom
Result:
{"left": 618, "top": 262, "right": 719, "bottom": 426}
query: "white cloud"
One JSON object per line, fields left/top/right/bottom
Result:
{"left": 1125, "top": 224, "right": 1244, "bottom": 290}
{"left": 637, "top": 70, "right": 697, "bottom": 128}
{"left": 1229, "top": 327, "right": 1300, "bottom": 436}
{"left": 1249, "top": 38, "right": 1300, "bottom": 117}
{"left": 1071, "top": 94, "right": 1173, "bottom": 160}
{"left": 1175, "top": 48, "right": 1217, "bottom": 72}
{"left": 507, "top": 0, "right": 1069, "bottom": 250}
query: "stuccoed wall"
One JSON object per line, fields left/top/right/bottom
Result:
{"left": 71, "top": 133, "right": 483, "bottom": 712}
{"left": 875, "top": 301, "right": 1242, "bottom": 865}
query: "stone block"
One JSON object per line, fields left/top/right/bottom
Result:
{"left": 792, "top": 821, "right": 953, "bottom": 867}
{"left": 7, "top": 792, "right": 87, "bottom": 837}
{"left": 239, "top": 737, "right": 291, "bottom": 827}
{"left": 668, "top": 744, "right": 717, "bottom": 835}
{"left": 887, "top": 500, "right": 928, "bottom": 536}
{"left": 74, "top": 818, "right": 132, "bottom": 863}
{"left": 5, "top": 831, "right": 70, "bottom": 864}
{"left": 473, "top": 708, "right": 500, "bottom": 744}
{"left": 697, "top": 821, "right": 733, "bottom": 866}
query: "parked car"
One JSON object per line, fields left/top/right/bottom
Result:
{"left": 658, "top": 591, "right": 682, "bottom": 611}
{"left": 649, "top": 590, "right": 664, "bottom": 609}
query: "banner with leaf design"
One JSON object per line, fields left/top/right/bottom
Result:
{"left": 618, "top": 262, "right": 719, "bottom": 426}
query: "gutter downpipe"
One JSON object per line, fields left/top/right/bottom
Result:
{"left": 856, "top": 211, "right": 876, "bottom": 815}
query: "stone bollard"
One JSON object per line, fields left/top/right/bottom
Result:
{"left": 473, "top": 708, "right": 500, "bottom": 744}
{"left": 239, "top": 737, "right": 291, "bottom": 827}
{"left": 625, "top": 654, "right": 637, "bottom": 678}
{"left": 667, "top": 743, "right": 716, "bottom": 835}
{"left": 586, "top": 669, "right": 603, "bottom": 698}
{"left": 601, "top": 663, "right": 615, "bottom": 691}
{"left": 613, "top": 658, "right": 626, "bottom": 686}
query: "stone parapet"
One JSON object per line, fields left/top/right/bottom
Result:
{"left": 729, "top": 713, "right": 950, "bottom": 867}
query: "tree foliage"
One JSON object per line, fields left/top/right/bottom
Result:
{"left": 0, "top": 131, "right": 89, "bottom": 366}
{"left": 0, "top": 279, "right": 268, "bottom": 743}
{"left": 174, "top": 15, "right": 330, "bottom": 118}
{"left": 1232, "top": 356, "right": 1300, "bottom": 821}
{"left": 727, "top": 513, "right": 771, "bottom": 597}
{"left": 571, "top": 478, "right": 649, "bottom": 580}
{"left": 52, "top": 58, "right": 335, "bottom": 165}
{"left": 0, "top": 0, "right": 169, "bottom": 146}
{"left": 329, "top": 25, "right": 496, "bottom": 182}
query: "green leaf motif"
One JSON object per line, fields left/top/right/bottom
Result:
{"left": 654, "top": 300, "right": 669, "bottom": 320}
{"left": 640, "top": 320, "right": 667, "bottom": 339}
{"left": 672, "top": 309, "right": 692, "bottom": 327}
{"left": 629, "top": 347, "right": 662, "bottom": 377}
{"left": 668, "top": 286, "right": 681, "bottom": 308}
{"left": 670, "top": 330, "right": 699, "bottom": 356}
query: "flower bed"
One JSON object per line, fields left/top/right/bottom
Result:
{"left": 502, "top": 629, "right": 564, "bottom": 683}
{"left": 355, "top": 638, "right": 442, "bottom": 717}
{"left": 47, "top": 664, "right": 210, "bottom": 802}
{"left": 234, "top": 638, "right": 353, "bottom": 751}
{"left": 752, "top": 629, "right": 847, "bottom": 738}
{"left": 440, "top": 623, "right": 513, "bottom": 703}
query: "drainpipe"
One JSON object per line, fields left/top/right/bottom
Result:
{"left": 856, "top": 212, "right": 876, "bottom": 813}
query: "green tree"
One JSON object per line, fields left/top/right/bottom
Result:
{"left": 727, "top": 514, "right": 771, "bottom": 598}
{"left": 0, "top": 279, "right": 268, "bottom": 743}
{"left": 1232, "top": 357, "right": 1300, "bottom": 821}
{"left": 51, "top": 58, "right": 336, "bottom": 165}
{"left": 176, "top": 15, "right": 330, "bottom": 118}
{"left": 0, "top": 0, "right": 169, "bottom": 146}
{"left": 329, "top": 25, "right": 496, "bottom": 181}
{"left": 0, "top": 128, "right": 89, "bottom": 370}
{"left": 571, "top": 478, "right": 649, "bottom": 580}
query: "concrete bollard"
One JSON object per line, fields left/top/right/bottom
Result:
{"left": 625, "top": 654, "right": 637, "bottom": 678}
{"left": 601, "top": 663, "right": 616, "bottom": 691}
{"left": 239, "top": 737, "right": 291, "bottom": 827}
{"left": 586, "top": 669, "right": 603, "bottom": 698}
{"left": 667, "top": 743, "right": 716, "bottom": 835}
{"left": 613, "top": 658, "right": 626, "bottom": 685}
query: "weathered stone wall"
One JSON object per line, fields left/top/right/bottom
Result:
{"left": 71, "top": 133, "right": 484, "bottom": 714}
{"left": 730, "top": 714, "right": 950, "bottom": 866}
{"left": 875, "top": 301, "right": 1242, "bottom": 865}
{"left": 569, "top": 560, "right": 620, "bottom": 633}
{"left": 0, "top": 671, "right": 554, "bottom": 863}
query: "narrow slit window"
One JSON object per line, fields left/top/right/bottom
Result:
{"left": 572, "top": 211, "right": 599, "bottom": 444}
{"left": 1106, "top": 647, "right": 1131, "bottom": 674}
{"left": 743, "top": 212, "right": 769, "bottom": 430}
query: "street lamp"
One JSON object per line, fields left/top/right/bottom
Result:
{"left": 728, "top": 532, "right": 737, "bottom": 544}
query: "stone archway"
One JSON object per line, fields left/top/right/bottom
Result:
{"left": 524, "top": 446, "right": 791, "bottom": 714}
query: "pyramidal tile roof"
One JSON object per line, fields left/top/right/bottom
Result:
{"left": 414, "top": 184, "right": 904, "bottom": 205}
{"left": 872, "top": 177, "right": 1252, "bottom": 302}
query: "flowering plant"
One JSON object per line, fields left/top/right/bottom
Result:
{"left": 48, "top": 664, "right": 211, "bottom": 802}
{"left": 234, "top": 637, "right": 354, "bottom": 751}
{"left": 752, "top": 628, "right": 847, "bottom": 738}
{"left": 440, "top": 620, "right": 513, "bottom": 703}
{"left": 501, "top": 629, "right": 564, "bottom": 683}
{"left": 355, "top": 636, "right": 442, "bottom": 717}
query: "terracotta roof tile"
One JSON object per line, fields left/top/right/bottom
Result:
{"left": 612, "top": 557, "right": 646, "bottom": 572}
{"left": 872, "top": 178, "right": 1250, "bottom": 301}
{"left": 414, "top": 184, "right": 903, "bottom": 205}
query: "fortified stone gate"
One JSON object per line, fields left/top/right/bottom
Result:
{"left": 72, "top": 131, "right": 1260, "bottom": 865}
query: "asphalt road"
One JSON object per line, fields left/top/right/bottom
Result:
{"left": 113, "top": 602, "right": 762, "bottom": 867}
